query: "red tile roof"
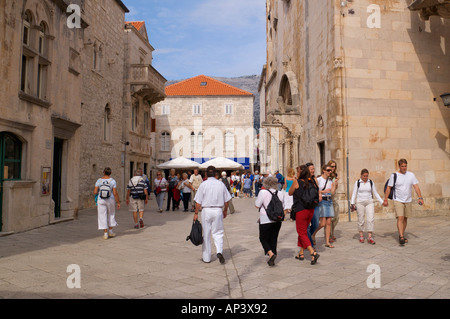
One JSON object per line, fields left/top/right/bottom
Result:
{"left": 165, "top": 75, "right": 253, "bottom": 97}
{"left": 125, "top": 21, "right": 145, "bottom": 31}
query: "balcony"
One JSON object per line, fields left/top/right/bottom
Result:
{"left": 408, "top": 0, "right": 450, "bottom": 20}
{"left": 128, "top": 64, "right": 167, "bottom": 104}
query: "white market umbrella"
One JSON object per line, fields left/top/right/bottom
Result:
{"left": 157, "top": 157, "right": 200, "bottom": 169}
{"left": 199, "top": 157, "right": 244, "bottom": 170}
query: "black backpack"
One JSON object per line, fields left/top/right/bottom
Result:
{"left": 261, "top": 190, "right": 285, "bottom": 222}
{"left": 186, "top": 220, "right": 203, "bottom": 246}
{"left": 300, "top": 180, "right": 320, "bottom": 209}
{"left": 384, "top": 173, "right": 397, "bottom": 200}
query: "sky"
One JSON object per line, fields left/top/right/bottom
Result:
{"left": 124, "top": 0, "right": 267, "bottom": 81}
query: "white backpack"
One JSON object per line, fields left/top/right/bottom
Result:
{"left": 99, "top": 179, "right": 112, "bottom": 199}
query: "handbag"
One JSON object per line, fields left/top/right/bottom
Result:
{"left": 186, "top": 220, "right": 203, "bottom": 246}
{"left": 154, "top": 179, "right": 162, "bottom": 196}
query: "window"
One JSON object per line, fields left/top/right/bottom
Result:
{"left": 20, "top": 14, "right": 51, "bottom": 101}
{"left": 23, "top": 11, "right": 31, "bottom": 46}
{"left": 197, "top": 132, "right": 203, "bottom": 158}
{"left": 190, "top": 132, "right": 196, "bottom": 156}
{"left": 161, "top": 132, "right": 170, "bottom": 152}
{"left": 38, "top": 23, "right": 45, "bottom": 55}
{"left": 200, "top": 82, "right": 207, "bottom": 86}
{"left": 192, "top": 104, "right": 202, "bottom": 115}
{"left": 225, "top": 104, "right": 233, "bottom": 115}
{"left": 21, "top": 54, "right": 31, "bottom": 93}
{"left": 21, "top": 12, "right": 33, "bottom": 94}
{"left": 280, "top": 75, "right": 293, "bottom": 106}
{"left": 93, "top": 43, "right": 103, "bottom": 71}
{"left": 0, "top": 133, "right": 22, "bottom": 181}
{"left": 37, "top": 63, "right": 48, "bottom": 99}
{"left": 161, "top": 105, "right": 170, "bottom": 115}
{"left": 144, "top": 112, "right": 149, "bottom": 136}
{"left": 103, "top": 105, "right": 111, "bottom": 142}
{"left": 36, "top": 22, "right": 49, "bottom": 100}
{"left": 131, "top": 102, "right": 138, "bottom": 132}
{"left": 225, "top": 131, "right": 234, "bottom": 155}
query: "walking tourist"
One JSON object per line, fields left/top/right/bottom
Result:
{"left": 153, "top": 171, "right": 167, "bottom": 213}
{"left": 327, "top": 160, "right": 339, "bottom": 243}
{"left": 311, "top": 164, "right": 337, "bottom": 248}
{"left": 126, "top": 169, "right": 149, "bottom": 229}
{"left": 220, "top": 171, "right": 235, "bottom": 214}
{"left": 243, "top": 172, "right": 253, "bottom": 198}
{"left": 194, "top": 166, "right": 231, "bottom": 264}
{"left": 255, "top": 176, "right": 285, "bottom": 266}
{"left": 166, "top": 169, "right": 179, "bottom": 211}
{"left": 94, "top": 167, "right": 120, "bottom": 239}
{"left": 289, "top": 166, "right": 320, "bottom": 265}
{"left": 351, "top": 169, "right": 384, "bottom": 244}
{"left": 383, "top": 159, "right": 424, "bottom": 245}
{"left": 254, "top": 170, "right": 261, "bottom": 197}
{"left": 283, "top": 168, "right": 295, "bottom": 220}
{"left": 180, "top": 173, "right": 194, "bottom": 212}
{"left": 306, "top": 162, "right": 319, "bottom": 247}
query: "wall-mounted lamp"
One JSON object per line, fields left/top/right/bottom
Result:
{"left": 440, "top": 93, "right": 450, "bottom": 107}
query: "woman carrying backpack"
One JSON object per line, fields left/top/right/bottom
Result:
{"left": 93, "top": 167, "right": 121, "bottom": 240}
{"left": 350, "top": 169, "right": 384, "bottom": 244}
{"left": 255, "top": 176, "right": 285, "bottom": 267}
{"left": 289, "top": 165, "right": 320, "bottom": 265}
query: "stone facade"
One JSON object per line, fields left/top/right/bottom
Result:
{"left": 154, "top": 76, "right": 255, "bottom": 170}
{"left": 0, "top": 0, "right": 85, "bottom": 232}
{"left": 123, "top": 21, "right": 166, "bottom": 187}
{"left": 1, "top": 0, "right": 166, "bottom": 233}
{"left": 260, "top": 0, "right": 450, "bottom": 217}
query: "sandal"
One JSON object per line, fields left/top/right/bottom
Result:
{"left": 295, "top": 254, "right": 305, "bottom": 261}
{"left": 367, "top": 237, "right": 376, "bottom": 245}
{"left": 399, "top": 236, "right": 406, "bottom": 245}
{"left": 325, "top": 244, "right": 335, "bottom": 248}
{"left": 359, "top": 236, "right": 365, "bottom": 243}
{"left": 311, "top": 252, "right": 320, "bottom": 265}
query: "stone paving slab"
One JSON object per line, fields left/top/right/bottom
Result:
{"left": 0, "top": 196, "right": 449, "bottom": 300}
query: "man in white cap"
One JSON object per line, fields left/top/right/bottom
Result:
{"left": 194, "top": 166, "right": 231, "bottom": 263}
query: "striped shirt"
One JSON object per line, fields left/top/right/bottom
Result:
{"left": 127, "top": 176, "right": 148, "bottom": 198}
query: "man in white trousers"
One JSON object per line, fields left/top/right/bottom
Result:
{"left": 194, "top": 166, "right": 231, "bottom": 264}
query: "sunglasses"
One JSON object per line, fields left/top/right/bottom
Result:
{"left": 326, "top": 169, "right": 332, "bottom": 172}
{"left": 306, "top": 163, "right": 314, "bottom": 167}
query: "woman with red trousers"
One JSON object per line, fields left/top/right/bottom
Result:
{"left": 289, "top": 165, "right": 320, "bottom": 265}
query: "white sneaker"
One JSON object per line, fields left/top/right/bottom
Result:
{"left": 108, "top": 230, "right": 116, "bottom": 238}
{"left": 103, "top": 232, "right": 109, "bottom": 240}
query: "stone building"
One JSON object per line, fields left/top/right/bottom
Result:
{"left": 0, "top": 0, "right": 166, "bottom": 233}
{"left": 259, "top": 0, "right": 450, "bottom": 218}
{"left": 0, "top": 0, "right": 86, "bottom": 232}
{"left": 123, "top": 21, "right": 166, "bottom": 185}
{"left": 154, "top": 75, "right": 255, "bottom": 170}
{"left": 77, "top": 0, "right": 130, "bottom": 209}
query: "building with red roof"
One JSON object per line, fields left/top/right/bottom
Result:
{"left": 154, "top": 75, "right": 255, "bottom": 170}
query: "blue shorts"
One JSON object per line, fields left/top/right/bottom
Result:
{"left": 318, "top": 199, "right": 335, "bottom": 218}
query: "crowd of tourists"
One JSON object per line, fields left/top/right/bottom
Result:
{"left": 92, "top": 158, "right": 424, "bottom": 268}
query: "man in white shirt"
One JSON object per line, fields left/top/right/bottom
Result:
{"left": 194, "top": 166, "right": 231, "bottom": 263}
{"left": 383, "top": 159, "right": 424, "bottom": 245}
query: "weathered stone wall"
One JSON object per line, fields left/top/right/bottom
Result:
{"left": 78, "top": 0, "right": 128, "bottom": 208}
{"left": 0, "top": 0, "right": 84, "bottom": 231}
{"left": 262, "top": 0, "right": 450, "bottom": 217}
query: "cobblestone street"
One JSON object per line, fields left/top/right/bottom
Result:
{"left": 1, "top": 196, "right": 449, "bottom": 301}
